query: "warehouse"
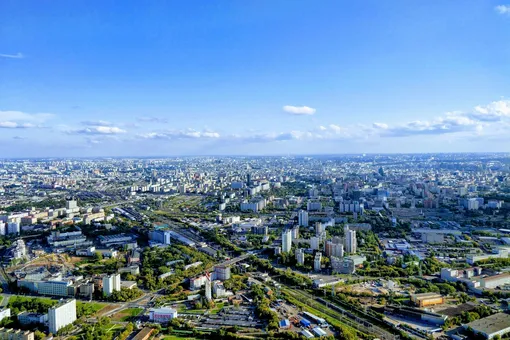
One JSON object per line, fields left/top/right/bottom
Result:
{"left": 463, "top": 313, "right": 510, "bottom": 339}
{"left": 410, "top": 292, "right": 444, "bottom": 307}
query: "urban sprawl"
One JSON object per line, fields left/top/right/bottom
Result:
{"left": 0, "top": 154, "right": 510, "bottom": 340}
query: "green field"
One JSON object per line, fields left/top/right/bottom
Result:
{"left": 77, "top": 301, "right": 107, "bottom": 317}
{"left": 112, "top": 307, "right": 143, "bottom": 322}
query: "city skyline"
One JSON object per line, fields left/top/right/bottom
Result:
{"left": 1, "top": 1, "right": 510, "bottom": 157}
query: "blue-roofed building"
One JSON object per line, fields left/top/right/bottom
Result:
{"left": 300, "top": 318, "right": 311, "bottom": 327}
{"left": 279, "top": 319, "right": 290, "bottom": 329}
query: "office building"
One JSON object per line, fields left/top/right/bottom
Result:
{"left": 149, "top": 230, "right": 171, "bottom": 245}
{"left": 282, "top": 229, "right": 292, "bottom": 253}
{"left": 48, "top": 299, "right": 77, "bottom": 335}
{"left": 103, "top": 274, "right": 121, "bottom": 296}
{"left": 149, "top": 308, "right": 178, "bottom": 323}
{"left": 37, "top": 280, "right": 71, "bottom": 297}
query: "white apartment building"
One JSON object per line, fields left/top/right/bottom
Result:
{"left": 298, "top": 210, "right": 309, "bottom": 227}
{"left": 48, "top": 299, "right": 77, "bottom": 334}
{"left": 103, "top": 274, "right": 121, "bottom": 296}
{"left": 314, "top": 253, "right": 322, "bottom": 272}
{"left": 345, "top": 229, "right": 357, "bottom": 254}
{"left": 282, "top": 229, "right": 292, "bottom": 253}
{"left": 296, "top": 248, "right": 305, "bottom": 265}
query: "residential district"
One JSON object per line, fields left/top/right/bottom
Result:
{"left": 0, "top": 154, "right": 510, "bottom": 340}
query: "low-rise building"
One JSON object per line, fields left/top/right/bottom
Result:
{"left": 463, "top": 313, "right": 510, "bottom": 339}
{"left": 149, "top": 308, "right": 177, "bottom": 323}
{"left": 410, "top": 293, "right": 444, "bottom": 307}
{"left": 0, "top": 328, "right": 34, "bottom": 340}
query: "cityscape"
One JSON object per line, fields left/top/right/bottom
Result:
{"left": 2, "top": 1, "right": 510, "bottom": 340}
{"left": 0, "top": 154, "right": 507, "bottom": 339}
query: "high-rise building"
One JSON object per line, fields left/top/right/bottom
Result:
{"left": 48, "top": 299, "right": 77, "bottom": 335}
{"left": 314, "top": 252, "right": 322, "bottom": 272}
{"left": 214, "top": 265, "right": 231, "bottom": 281}
{"left": 315, "top": 222, "right": 324, "bottom": 236}
{"left": 295, "top": 248, "right": 305, "bottom": 265}
{"left": 103, "top": 274, "right": 121, "bottom": 296}
{"left": 307, "top": 201, "right": 322, "bottom": 212}
{"left": 149, "top": 230, "right": 171, "bottom": 245}
{"left": 291, "top": 226, "right": 299, "bottom": 240}
{"left": 298, "top": 210, "right": 309, "bottom": 227}
{"left": 205, "top": 272, "right": 212, "bottom": 301}
{"left": 66, "top": 198, "right": 78, "bottom": 210}
{"left": 310, "top": 236, "right": 320, "bottom": 251}
{"left": 7, "top": 222, "right": 20, "bottom": 235}
{"left": 282, "top": 229, "right": 292, "bottom": 253}
{"left": 345, "top": 229, "right": 357, "bottom": 254}
{"left": 325, "top": 240, "right": 344, "bottom": 258}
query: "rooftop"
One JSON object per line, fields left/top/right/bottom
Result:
{"left": 464, "top": 313, "right": 510, "bottom": 335}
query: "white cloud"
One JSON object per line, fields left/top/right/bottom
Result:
{"left": 74, "top": 126, "right": 127, "bottom": 135}
{"left": 0, "top": 122, "right": 35, "bottom": 129}
{"left": 0, "top": 52, "right": 24, "bottom": 59}
{"left": 137, "top": 116, "right": 169, "bottom": 123}
{"left": 139, "top": 129, "right": 220, "bottom": 140}
{"left": 283, "top": 105, "right": 316, "bottom": 115}
{"left": 0, "top": 110, "right": 53, "bottom": 123}
{"left": 470, "top": 100, "right": 510, "bottom": 121}
{"left": 495, "top": 5, "right": 510, "bottom": 15}
{"left": 328, "top": 124, "right": 343, "bottom": 133}
{"left": 81, "top": 120, "right": 113, "bottom": 126}
{"left": 373, "top": 122, "right": 388, "bottom": 129}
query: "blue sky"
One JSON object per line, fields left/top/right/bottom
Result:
{"left": 1, "top": 0, "right": 510, "bottom": 157}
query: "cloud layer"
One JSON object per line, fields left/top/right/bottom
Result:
{"left": 283, "top": 105, "right": 316, "bottom": 115}
{"left": 0, "top": 52, "right": 24, "bottom": 59}
{"left": 495, "top": 5, "right": 510, "bottom": 15}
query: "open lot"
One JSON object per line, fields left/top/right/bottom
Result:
{"left": 111, "top": 307, "right": 143, "bottom": 322}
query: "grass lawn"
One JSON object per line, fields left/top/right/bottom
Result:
{"left": 112, "top": 307, "right": 143, "bottom": 322}
{"left": 210, "top": 302, "right": 225, "bottom": 314}
{"left": 77, "top": 301, "right": 108, "bottom": 317}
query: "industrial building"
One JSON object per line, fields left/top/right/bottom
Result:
{"left": 463, "top": 313, "right": 510, "bottom": 339}
{"left": 410, "top": 293, "right": 444, "bottom": 307}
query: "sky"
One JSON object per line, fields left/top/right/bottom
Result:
{"left": 1, "top": 0, "right": 510, "bottom": 157}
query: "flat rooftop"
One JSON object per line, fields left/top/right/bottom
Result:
{"left": 464, "top": 313, "right": 510, "bottom": 335}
